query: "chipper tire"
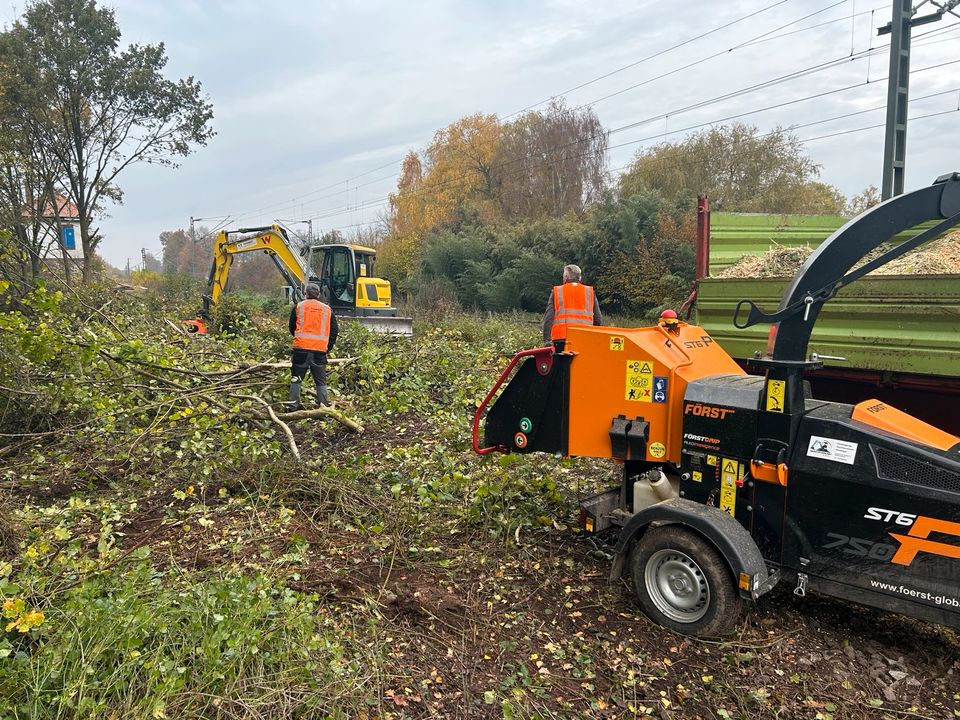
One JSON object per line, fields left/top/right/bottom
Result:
{"left": 630, "top": 525, "right": 743, "bottom": 637}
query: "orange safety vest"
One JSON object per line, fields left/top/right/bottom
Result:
{"left": 293, "top": 299, "right": 332, "bottom": 351}
{"left": 551, "top": 283, "right": 595, "bottom": 340}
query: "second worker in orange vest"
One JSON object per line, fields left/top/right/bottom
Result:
{"left": 542, "top": 264, "right": 603, "bottom": 351}
{"left": 288, "top": 283, "right": 339, "bottom": 410}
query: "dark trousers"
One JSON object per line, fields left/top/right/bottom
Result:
{"left": 289, "top": 349, "right": 329, "bottom": 406}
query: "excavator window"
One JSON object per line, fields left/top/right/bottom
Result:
{"left": 323, "top": 246, "right": 355, "bottom": 304}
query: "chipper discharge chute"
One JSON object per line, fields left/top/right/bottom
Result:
{"left": 474, "top": 172, "right": 960, "bottom": 637}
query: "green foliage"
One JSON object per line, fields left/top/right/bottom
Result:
{"left": 0, "top": 562, "right": 374, "bottom": 719}
{"left": 413, "top": 192, "right": 695, "bottom": 318}
{"left": 4, "top": 284, "right": 947, "bottom": 720}
{"left": 620, "top": 123, "right": 846, "bottom": 214}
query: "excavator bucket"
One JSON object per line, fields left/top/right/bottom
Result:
{"left": 352, "top": 315, "right": 414, "bottom": 337}
{"left": 182, "top": 318, "right": 209, "bottom": 335}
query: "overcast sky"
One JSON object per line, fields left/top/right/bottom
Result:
{"left": 5, "top": 0, "right": 960, "bottom": 267}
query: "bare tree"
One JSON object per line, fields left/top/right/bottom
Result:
{"left": 495, "top": 100, "right": 608, "bottom": 220}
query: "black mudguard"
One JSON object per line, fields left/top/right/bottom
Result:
{"left": 611, "top": 498, "right": 778, "bottom": 600}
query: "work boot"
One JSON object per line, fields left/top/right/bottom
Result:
{"left": 287, "top": 378, "right": 302, "bottom": 411}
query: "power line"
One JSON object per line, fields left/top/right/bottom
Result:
{"left": 800, "top": 107, "right": 960, "bottom": 142}
{"left": 300, "top": 56, "right": 958, "bottom": 228}
{"left": 610, "top": 80, "right": 960, "bottom": 152}
{"left": 215, "top": 1, "right": 864, "bottom": 226}
{"left": 225, "top": 9, "right": 957, "bottom": 231}
{"left": 501, "top": 0, "right": 792, "bottom": 120}
{"left": 577, "top": 0, "right": 858, "bottom": 110}
{"left": 298, "top": 50, "right": 896, "bottom": 223}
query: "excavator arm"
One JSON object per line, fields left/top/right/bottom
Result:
{"left": 185, "top": 225, "right": 307, "bottom": 334}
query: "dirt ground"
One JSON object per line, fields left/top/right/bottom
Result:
{"left": 83, "top": 480, "right": 957, "bottom": 720}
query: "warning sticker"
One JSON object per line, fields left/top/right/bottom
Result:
{"left": 649, "top": 442, "right": 666, "bottom": 459}
{"left": 692, "top": 470, "right": 702, "bottom": 483}
{"left": 806, "top": 435, "right": 858, "bottom": 465}
{"left": 766, "top": 379, "right": 786, "bottom": 413}
{"left": 719, "top": 458, "right": 738, "bottom": 516}
{"left": 652, "top": 376, "right": 668, "bottom": 404}
{"left": 609, "top": 336, "right": 625, "bottom": 351}
{"left": 625, "top": 359, "right": 655, "bottom": 402}
{"left": 706, "top": 454, "right": 717, "bottom": 467}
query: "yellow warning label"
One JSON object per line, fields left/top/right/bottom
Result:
{"left": 706, "top": 454, "right": 717, "bottom": 467}
{"left": 766, "top": 379, "right": 786, "bottom": 413}
{"left": 719, "top": 458, "right": 738, "bottom": 516}
{"left": 625, "top": 359, "right": 655, "bottom": 402}
{"left": 692, "top": 470, "right": 702, "bottom": 483}
{"left": 649, "top": 442, "right": 666, "bottom": 459}
{"left": 609, "top": 336, "right": 625, "bottom": 351}
{"left": 738, "top": 463, "right": 746, "bottom": 481}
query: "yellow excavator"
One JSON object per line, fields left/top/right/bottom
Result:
{"left": 183, "top": 224, "right": 413, "bottom": 336}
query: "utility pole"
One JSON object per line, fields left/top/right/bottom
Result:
{"left": 189, "top": 216, "right": 196, "bottom": 243}
{"left": 280, "top": 218, "right": 314, "bottom": 246}
{"left": 879, "top": 0, "right": 959, "bottom": 199}
{"left": 141, "top": 247, "right": 148, "bottom": 272}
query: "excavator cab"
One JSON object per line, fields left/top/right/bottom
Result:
{"left": 303, "top": 244, "right": 412, "bottom": 335}
{"left": 314, "top": 244, "right": 356, "bottom": 304}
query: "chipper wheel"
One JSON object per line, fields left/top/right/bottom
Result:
{"left": 630, "top": 526, "right": 743, "bottom": 637}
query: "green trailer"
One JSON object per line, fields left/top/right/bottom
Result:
{"left": 693, "top": 209, "right": 960, "bottom": 432}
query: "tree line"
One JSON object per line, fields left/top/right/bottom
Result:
{"left": 0, "top": 0, "right": 213, "bottom": 296}
{"left": 378, "top": 112, "right": 878, "bottom": 320}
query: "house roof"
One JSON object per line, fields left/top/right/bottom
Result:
{"left": 21, "top": 195, "right": 80, "bottom": 221}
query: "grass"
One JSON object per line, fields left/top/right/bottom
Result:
{"left": 1, "top": 561, "right": 381, "bottom": 719}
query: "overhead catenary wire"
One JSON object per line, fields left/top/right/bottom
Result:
{"left": 298, "top": 57, "right": 960, "bottom": 229}
{"left": 220, "top": 0, "right": 872, "bottom": 226}
{"left": 234, "top": 9, "right": 957, "bottom": 231}
{"left": 292, "top": 48, "right": 903, "bottom": 223}
{"left": 500, "top": 0, "right": 793, "bottom": 120}
{"left": 800, "top": 107, "right": 960, "bottom": 142}
{"left": 261, "top": 9, "right": 912, "bottom": 228}
{"left": 315, "top": 101, "right": 959, "bottom": 234}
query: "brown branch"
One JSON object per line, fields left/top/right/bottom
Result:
{"left": 275, "top": 406, "right": 364, "bottom": 434}
{"left": 234, "top": 394, "right": 300, "bottom": 460}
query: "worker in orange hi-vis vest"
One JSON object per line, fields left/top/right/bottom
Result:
{"left": 287, "top": 282, "right": 339, "bottom": 410}
{"left": 542, "top": 264, "right": 603, "bottom": 352}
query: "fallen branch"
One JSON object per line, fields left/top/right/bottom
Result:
{"left": 275, "top": 406, "right": 364, "bottom": 434}
{"left": 236, "top": 394, "right": 300, "bottom": 459}
{"left": 197, "top": 356, "right": 358, "bottom": 377}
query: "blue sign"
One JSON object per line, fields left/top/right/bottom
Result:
{"left": 62, "top": 226, "right": 76, "bottom": 250}
{"left": 653, "top": 375, "right": 668, "bottom": 403}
